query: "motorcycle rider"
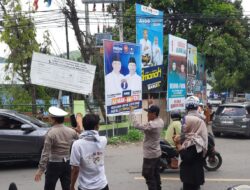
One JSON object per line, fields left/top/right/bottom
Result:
{"left": 173, "top": 96, "right": 208, "bottom": 190}
{"left": 165, "top": 110, "right": 182, "bottom": 148}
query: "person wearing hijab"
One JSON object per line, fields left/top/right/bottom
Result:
{"left": 173, "top": 96, "right": 208, "bottom": 190}
{"left": 70, "top": 114, "right": 109, "bottom": 190}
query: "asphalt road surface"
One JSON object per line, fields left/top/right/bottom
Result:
{"left": 1, "top": 136, "right": 250, "bottom": 190}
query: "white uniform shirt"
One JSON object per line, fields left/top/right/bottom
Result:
{"left": 105, "top": 71, "right": 124, "bottom": 95}
{"left": 140, "top": 38, "right": 152, "bottom": 57}
{"left": 70, "top": 131, "right": 108, "bottom": 190}
{"left": 125, "top": 74, "right": 142, "bottom": 92}
{"left": 152, "top": 44, "right": 163, "bottom": 66}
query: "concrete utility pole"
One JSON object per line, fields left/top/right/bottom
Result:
{"left": 118, "top": 2, "right": 123, "bottom": 42}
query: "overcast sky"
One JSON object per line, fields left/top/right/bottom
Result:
{"left": 0, "top": 0, "right": 249, "bottom": 58}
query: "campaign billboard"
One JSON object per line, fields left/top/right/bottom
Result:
{"left": 31, "top": 52, "right": 96, "bottom": 95}
{"left": 104, "top": 40, "right": 142, "bottom": 116}
{"left": 194, "top": 53, "right": 206, "bottom": 103}
{"left": 136, "top": 3, "right": 163, "bottom": 92}
{"left": 167, "top": 34, "right": 187, "bottom": 111}
{"left": 187, "top": 43, "right": 198, "bottom": 95}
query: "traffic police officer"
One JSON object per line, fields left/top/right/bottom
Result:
{"left": 34, "top": 106, "right": 78, "bottom": 190}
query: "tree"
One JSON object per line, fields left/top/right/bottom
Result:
{"left": 112, "top": 0, "right": 250, "bottom": 93}
{"left": 0, "top": 0, "right": 55, "bottom": 114}
{"left": 62, "top": 0, "right": 107, "bottom": 120}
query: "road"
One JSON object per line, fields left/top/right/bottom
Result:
{"left": 1, "top": 136, "right": 250, "bottom": 190}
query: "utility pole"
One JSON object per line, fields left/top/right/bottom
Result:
{"left": 57, "top": 5, "right": 70, "bottom": 108}
{"left": 118, "top": 2, "right": 123, "bottom": 42}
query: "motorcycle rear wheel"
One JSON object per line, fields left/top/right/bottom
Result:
{"left": 204, "top": 152, "right": 222, "bottom": 171}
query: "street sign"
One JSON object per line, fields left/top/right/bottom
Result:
{"left": 95, "top": 33, "right": 112, "bottom": 47}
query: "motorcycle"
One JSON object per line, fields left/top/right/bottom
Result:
{"left": 160, "top": 133, "right": 222, "bottom": 172}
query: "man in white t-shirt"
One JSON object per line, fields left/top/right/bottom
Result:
{"left": 70, "top": 114, "right": 109, "bottom": 190}
{"left": 105, "top": 55, "right": 125, "bottom": 95}
{"left": 125, "top": 57, "right": 141, "bottom": 92}
{"left": 152, "top": 36, "right": 163, "bottom": 66}
{"left": 140, "top": 29, "right": 152, "bottom": 66}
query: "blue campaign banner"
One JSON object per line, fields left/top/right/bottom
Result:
{"left": 104, "top": 40, "right": 142, "bottom": 116}
{"left": 136, "top": 3, "right": 163, "bottom": 92}
{"left": 167, "top": 35, "right": 187, "bottom": 111}
{"left": 136, "top": 3, "right": 163, "bottom": 68}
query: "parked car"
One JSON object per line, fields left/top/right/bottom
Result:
{"left": 0, "top": 109, "right": 50, "bottom": 163}
{"left": 212, "top": 103, "right": 250, "bottom": 137}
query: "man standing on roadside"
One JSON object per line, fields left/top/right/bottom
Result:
{"left": 130, "top": 104, "right": 164, "bottom": 190}
{"left": 70, "top": 114, "right": 109, "bottom": 190}
{"left": 34, "top": 106, "right": 78, "bottom": 190}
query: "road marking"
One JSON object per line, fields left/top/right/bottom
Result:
{"left": 134, "top": 177, "right": 250, "bottom": 182}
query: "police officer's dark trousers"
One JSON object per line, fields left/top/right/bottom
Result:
{"left": 142, "top": 157, "right": 161, "bottom": 190}
{"left": 45, "top": 161, "right": 71, "bottom": 190}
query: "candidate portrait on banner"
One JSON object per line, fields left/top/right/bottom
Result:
{"left": 104, "top": 40, "right": 142, "bottom": 116}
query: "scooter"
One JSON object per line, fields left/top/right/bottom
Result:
{"left": 160, "top": 133, "right": 222, "bottom": 172}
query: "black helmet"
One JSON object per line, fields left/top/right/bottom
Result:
{"left": 170, "top": 110, "right": 181, "bottom": 120}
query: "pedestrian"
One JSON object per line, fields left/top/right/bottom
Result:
{"left": 173, "top": 96, "right": 208, "bottom": 190}
{"left": 130, "top": 103, "right": 164, "bottom": 190}
{"left": 8, "top": 183, "right": 18, "bottom": 190}
{"left": 34, "top": 106, "right": 78, "bottom": 190}
{"left": 70, "top": 113, "right": 109, "bottom": 190}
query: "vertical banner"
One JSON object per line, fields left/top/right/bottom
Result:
{"left": 136, "top": 3, "right": 164, "bottom": 92}
{"left": 187, "top": 44, "right": 197, "bottom": 95}
{"left": 167, "top": 35, "right": 187, "bottom": 111}
{"left": 104, "top": 40, "right": 142, "bottom": 116}
{"left": 194, "top": 53, "right": 206, "bottom": 103}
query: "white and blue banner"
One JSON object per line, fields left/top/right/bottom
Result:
{"left": 136, "top": 3, "right": 163, "bottom": 67}
{"left": 136, "top": 3, "right": 164, "bottom": 92}
{"left": 104, "top": 40, "right": 142, "bottom": 116}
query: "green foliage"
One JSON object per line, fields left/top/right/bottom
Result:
{"left": 108, "top": 129, "right": 144, "bottom": 145}
{"left": 116, "top": 0, "right": 250, "bottom": 93}
{"left": 0, "top": 85, "right": 32, "bottom": 112}
{"left": 0, "top": 0, "right": 40, "bottom": 85}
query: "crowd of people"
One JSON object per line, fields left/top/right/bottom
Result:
{"left": 7, "top": 95, "right": 211, "bottom": 190}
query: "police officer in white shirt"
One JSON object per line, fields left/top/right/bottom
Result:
{"left": 140, "top": 29, "right": 152, "bottom": 66}
{"left": 70, "top": 114, "right": 109, "bottom": 190}
{"left": 105, "top": 55, "right": 125, "bottom": 95}
{"left": 125, "top": 57, "right": 141, "bottom": 92}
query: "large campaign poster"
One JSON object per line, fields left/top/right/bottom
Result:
{"left": 136, "top": 3, "right": 164, "bottom": 92}
{"left": 104, "top": 40, "right": 142, "bottom": 116}
{"left": 167, "top": 35, "right": 187, "bottom": 111}
{"left": 187, "top": 44, "right": 198, "bottom": 95}
{"left": 194, "top": 53, "right": 206, "bottom": 103}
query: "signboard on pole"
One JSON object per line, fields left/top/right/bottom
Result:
{"left": 104, "top": 40, "right": 142, "bottom": 116}
{"left": 136, "top": 3, "right": 164, "bottom": 92}
{"left": 167, "top": 34, "right": 187, "bottom": 111}
{"left": 31, "top": 52, "right": 96, "bottom": 95}
{"left": 187, "top": 43, "right": 197, "bottom": 95}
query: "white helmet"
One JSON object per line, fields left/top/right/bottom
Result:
{"left": 185, "top": 96, "right": 200, "bottom": 110}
